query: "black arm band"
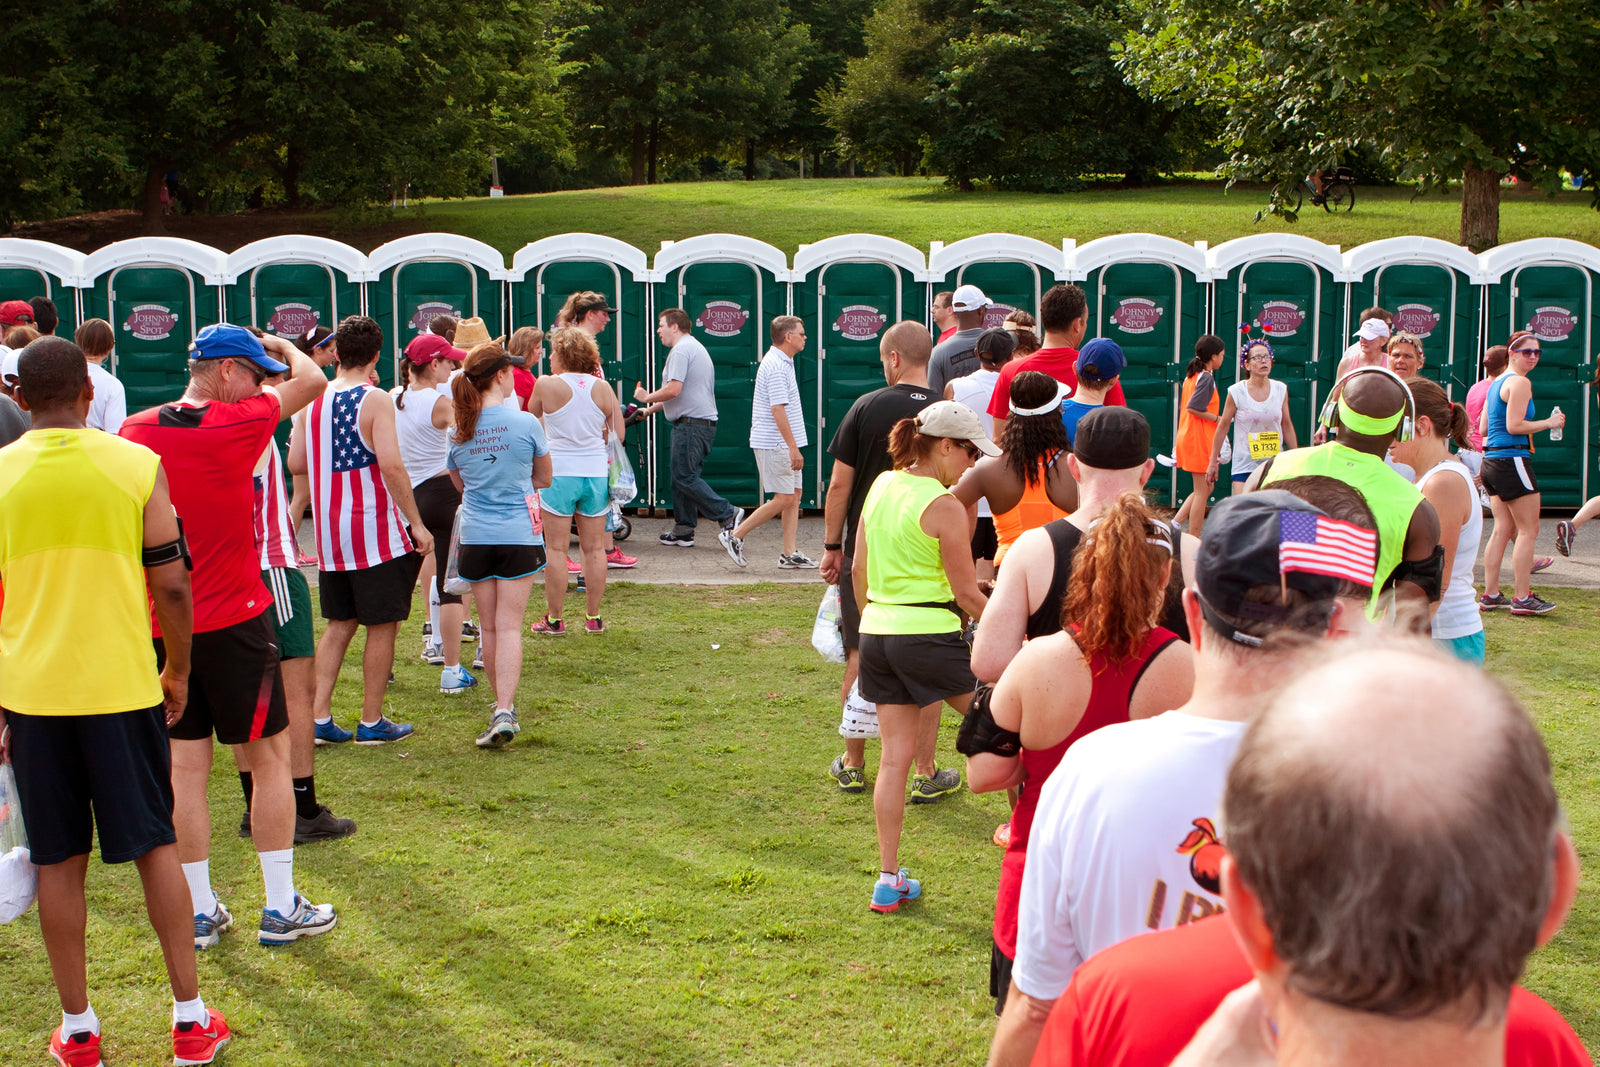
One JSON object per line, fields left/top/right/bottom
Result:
{"left": 956, "top": 682, "right": 1022, "bottom": 758}
{"left": 823, "top": 542, "right": 842, "bottom": 551}
{"left": 142, "top": 516, "right": 193, "bottom": 571}
{"left": 1387, "top": 544, "right": 1444, "bottom": 602}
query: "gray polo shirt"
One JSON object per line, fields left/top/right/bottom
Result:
{"left": 662, "top": 335, "right": 719, "bottom": 422}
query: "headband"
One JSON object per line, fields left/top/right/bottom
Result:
{"left": 1336, "top": 396, "right": 1403, "bottom": 436}
{"left": 467, "top": 355, "right": 512, "bottom": 383}
{"left": 1011, "top": 396, "right": 1063, "bottom": 416}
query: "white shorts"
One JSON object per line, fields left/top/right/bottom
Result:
{"left": 755, "top": 448, "right": 802, "bottom": 495}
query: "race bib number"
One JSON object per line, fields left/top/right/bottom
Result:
{"left": 1248, "top": 431, "right": 1281, "bottom": 461}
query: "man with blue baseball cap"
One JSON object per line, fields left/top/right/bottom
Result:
{"left": 1060, "top": 338, "right": 1126, "bottom": 445}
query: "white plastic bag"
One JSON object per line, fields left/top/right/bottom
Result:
{"left": 812, "top": 584, "right": 845, "bottom": 664}
{"left": 0, "top": 762, "right": 37, "bottom": 924}
{"left": 607, "top": 435, "right": 637, "bottom": 504}
{"left": 838, "top": 679, "right": 879, "bottom": 739}
{"left": 441, "top": 511, "right": 471, "bottom": 596}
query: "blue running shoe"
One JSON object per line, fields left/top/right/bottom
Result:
{"left": 354, "top": 716, "right": 414, "bottom": 745}
{"left": 258, "top": 894, "right": 337, "bottom": 946}
{"left": 440, "top": 665, "right": 478, "bottom": 695}
{"left": 870, "top": 869, "right": 922, "bottom": 914}
{"left": 194, "top": 900, "right": 233, "bottom": 950}
{"left": 314, "top": 718, "right": 352, "bottom": 745}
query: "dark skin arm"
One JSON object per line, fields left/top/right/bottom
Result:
{"left": 144, "top": 466, "right": 194, "bottom": 727}
{"left": 1391, "top": 498, "right": 1441, "bottom": 626}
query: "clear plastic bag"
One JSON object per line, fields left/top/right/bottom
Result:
{"left": 441, "top": 511, "right": 471, "bottom": 596}
{"left": 0, "top": 762, "right": 37, "bottom": 923}
{"left": 608, "top": 435, "right": 638, "bottom": 504}
{"left": 811, "top": 584, "right": 845, "bottom": 664}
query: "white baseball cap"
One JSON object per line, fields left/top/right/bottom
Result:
{"left": 0, "top": 346, "right": 16, "bottom": 385}
{"left": 951, "top": 284, "right": 991, "bottom": 313}
{"left": 1355, "top": 318, "right": 1391, "bottom": 342}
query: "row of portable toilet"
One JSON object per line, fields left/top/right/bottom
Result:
{"left": 2, "top": 232, "right": 1597, "bottom": 507}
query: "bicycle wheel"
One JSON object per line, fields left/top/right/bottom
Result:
{"left": 1273, "top": 182, "right": 1303, "bottom": 215}
{"left": 1323, "top": 180, "right": 1355, "bottom": 213}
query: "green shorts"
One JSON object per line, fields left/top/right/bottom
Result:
{"left": 263, "top": 566, "right": 316, "bottom": 660}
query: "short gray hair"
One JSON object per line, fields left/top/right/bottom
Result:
{"left": 770, "top": 315, "right": 803, "bottom": 345}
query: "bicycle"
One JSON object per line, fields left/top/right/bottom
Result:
{"left": 1274, "top": 166, "right": 1357, "bottom": 214}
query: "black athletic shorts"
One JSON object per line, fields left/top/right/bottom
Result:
{"left": 157, "top": 612, "right": 289, "bottom": 746}
{"left": 971, "top": 517, "right": 998, "bottom": 561}
{"left": 1481, "top": 455, "right": 1539, "bottom": 503}
{"left": 414, "top": 474, "right": 463, "bottom": 606}
{"left": 7, "top": 704, "right": 176, "bottom": 865}
{"left": 838, "top": 555, "right": 861, "bottom": 651}
{"left": 319, "top": 552, "right": 423, "bottom": 625}
{"left": 858, "top": 631, "right": 976, "bottom": 708}
{"left": 990, "top": 940, "right": 1014, "bottom": 1017}
{"left": 458, "top": 543, "right": 547, "bottom": 582}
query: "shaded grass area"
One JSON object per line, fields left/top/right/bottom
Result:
{"left": 0, "top": 582, "right": 1593, "bottom": 1063}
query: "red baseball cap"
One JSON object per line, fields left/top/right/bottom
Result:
{"left": 404, "top": 333, "right": 466, "bottom": 365}
{"left": 0, "top": 300, "right": 35, "bottom": 326}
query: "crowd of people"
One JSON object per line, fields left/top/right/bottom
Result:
{"left": 0, "top": 278, "right": 1590, "bottom": 1066}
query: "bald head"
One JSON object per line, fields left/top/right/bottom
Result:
{"left": 1335, "top": 371, "right": 1408, "bottom": 453}
{"left": 880, "top": 321, "right": 932, "bottom": 368}
{"left": 1226, "top": 643, "right": 1558, "bottom": 1021}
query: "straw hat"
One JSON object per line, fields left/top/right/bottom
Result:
{"left": 452, "top": 317, "right": 504, "bottom": 350}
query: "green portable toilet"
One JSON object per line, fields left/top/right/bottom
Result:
{"left": 1074, "top": 234, "right": 1212, "bottom": 505}
{"left": 1480, "top": 238, "right": 1600, "bottom": 507}
{"left": 925, "top": 234, "right": 1070, "bottom": 331}
{"left": 1342, "top": 237, "right": 1485, "bottom": 393}
{"left": 369, "top": 234, "right": 508, "bottom": 390}
{"left": 649, "top": 235, "right": 791, "bottom": 510}
{"left": 0, "top": 238, "right": 86, "bottom": 333}
{"left": 225, "top": 236, "right": 373, "bottom": 341}
{"left": 790, "top": 234, "right": 929, "bottom": 508}
{"left": 80, "top": 238, "right": 229, "bottom": 414}
{"left": 508, "top": 234, "right": 652, "bottom": 508}
{"left": 1209, "top": 235, "right": 1347, "bottom": 462}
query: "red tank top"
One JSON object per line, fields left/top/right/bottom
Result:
{"left": 992, "top": 625, "right": 1181, "bottom": 959}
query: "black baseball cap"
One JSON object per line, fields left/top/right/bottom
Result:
{"left": 1072, "top": 406, "right": 1149, "bottom": 470}
{"left": 574, "top": 295, "right": 618, "bottom": 315}
{"left": 974, "top": 327, "right": 1016, "bottom": 364}
{"left": 1195, "top": 491, "right": 1340, "bottom": 646}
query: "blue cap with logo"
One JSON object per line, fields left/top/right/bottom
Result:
{"left": 1076, "top": 337, "right": 1126, "bottom": 383}
{"left": 189, "top": 323, "right": 289, "bottom": 374}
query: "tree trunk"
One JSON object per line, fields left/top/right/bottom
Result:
{"left": 141, "top": 164, "right": 167, "bottom": 234}
{"left": 283, "top": 143, "right": 305, "bottom": 208}
{"left": 744, "top": 137, "right": 756, "bottom": 181}
{"left": 630, "top": 123, "right": 648, "bottom": 185}
{"left": 812, "top": 148, "right": 822, "bottom": 178}
{"left": 647, "top": 120, "right": 660, "bottom": 184}
{"left": 1460, "top": 163, "right": 1503, "bottom": 252}
{"left": 845, "top": 157, "right": 856, "bottom": 178}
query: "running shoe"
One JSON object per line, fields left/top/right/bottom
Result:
{"left": 568, "top": 556, "right": 583, "bottom": 574}
{"left": 531, "top": 615, "right": 567, "bottom": 636}
{"left": 420, "top": 641, "right": 444, "bottom": 666}
{"left": 723, "top": 506, "right": 746, "bottom": 532}
{"left": 606, "top": 546, "right": 638, "bottom": 569}
{"left": 1510, "top": 594, "right": 1557, "bottom": 616}
{"left": 440, "top": 664, "right": 478, "bottom": 695}
{"left": 296, "top": 551, "right": 317, "bottom": 567}
{"left": 258, "top": 894, "right": 338, "bottom": 946}
{"left": 354, "top": 716, "right": 414, "bottom": 745}
{"left": 314, "top": 718, "right": 353, "bottom": 745}
{"left": 173, "top": 1009, "right": 231, "bottom": 1066}
{"left": 1155, "top": 453, "right": 1177, "bottom": 468}
{"left": 909, "top": 767, "right": 962, "bottom": 804}
{"left": 461, "top": 620, "right": 479, "bottom": 642}
{"left": 719, "top": 528, "right": 747, "bottom": 567}
{"left": 472, "top": 643, "right": 484, "bottom": 671}
{"left": 584, "top": 615, "right": 606, "bottom": 635}
{"left": 475, "top": 709, "right": 520, "bottom": 748}
{"left": 659, "top": 531, "right": 695, "bottom": 547}
{"left": 1557, "top": 519, "right": 1577, "bottom": 557}
{"left": 829, "top": 754, "right": 866, "bottom": 794}
{"left": 194, "top": 900, "right": 233, "bottom": 950}
{"left": 779, "top": 552, "right": 819, "bottom": 569}
{"left": 1478, "top": 592, "right": 1512, "bottom": 611}
{"left": 49, "top": 1026, "right": 103, "bottom": 1067}
{"left": 869, "top": 869, "right": 922, "bottom": 914}
{"left": 294, "top": 804, "right": 357, "bottom": 844}
{"left": 1531, "top": 556, "right": 1556, "bottom": 574}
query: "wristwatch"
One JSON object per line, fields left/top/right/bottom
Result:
{"left": 823, "top": 542, "right": 842, "bottom": 551}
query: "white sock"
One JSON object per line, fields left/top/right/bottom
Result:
{"left": 878, "top": 870, "right": 900, "bottom": 886}
{"left": 314, "top": 715, "right": 331, "bottom": 725}
{"left": 172, "top": 996, "right": 209, "bottom": 1027}
{"left": 62, "top": 1005, "right": 99, "bottom": 1037}
{"left": 181, "top": 860, "right": 217, "bottom": 915}
{"left": 258, "top": 848, "right": 296, "bottom": 916}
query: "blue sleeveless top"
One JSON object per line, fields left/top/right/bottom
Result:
{"left": 1484, "top": 371, "right": 1532, "bottom": 458}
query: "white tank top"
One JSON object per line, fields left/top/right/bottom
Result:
{"left": 1417, "top": 459, "right": 1484, "bottom": 640}
{"left": 542, "top": 373, "right": 609, "bottom": 478}
{"left": 949, "top": 369, "right": 999, "bottom": 518}
{"left": 394, "top": 385, "right": 450, "bottom": 486}
{"left": 1228, "top": 378, "right": 1288, "bottom": 475}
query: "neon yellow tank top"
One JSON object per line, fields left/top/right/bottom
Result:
{"left": 859, "top": 469, "right": 960, "bottom": 635}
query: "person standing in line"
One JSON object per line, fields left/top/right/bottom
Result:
{"left": 558, "top": 292, "right": 637, "bottom": 570}
{"left": 1206, "top": 339, "right": 1296, "bottom": 494}
{"left": 284, "top": 327, "right": 336, "bottom": 566}
{"left": 448, "top": 344, "right": 553, "bottom": 746}
{"left": 72, "top": 318, "right": 127, "bottom": 434}
{"left": 507, "top": 326, "right": 542, "bottom": 409}
{"left": 928, "top": 284, "right": 991, "bottom": 397}
{"left": 294, "top": 315, "right": 432, "bottom": 745}
{"left": 932, "top": 290, "right": 957, "bottom": 345}
{"left": 724, "top": 314, "right": 814, "bottom": 569}
{"left": 530, "top": 329, "right": 619, "bottom": 635}
{"left": 1175, "top": 335, "right": 1225, "bottom": 537}
{"left": 986, "top": 284, "right": 1126, "bottom": 443}
{"left": 1060, "top": 339, "right": 1126, "bottom": 445}
{"left": 1333, "top": 307, "right": 1393, "bottom": 377}
{"left": 636, "top": 309, "right": 743, "bottom": 553}
{"left": 28, "top": 296, "right": 58, "bottom": 336}
{"left": 1, "top": 338, "right": 234, "bottom": 1067}
{"left": 948, "top": 327, "right": 1015, "bottom": 582}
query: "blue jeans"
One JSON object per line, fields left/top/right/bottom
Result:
{"left": 669, "top": 419, "right": 734, "bottom": 535}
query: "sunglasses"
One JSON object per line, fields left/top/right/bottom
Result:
{"left": 958, "top": 441, "right": 982, "bottom": 460}
{"left": 230, "top": 357, "right": 267, "bottom": 383}
{"left": 1512, "top": 346, "right": 1541, "bottom": 356}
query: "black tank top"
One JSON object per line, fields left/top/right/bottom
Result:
{"left": 1024, "top": 518, "right": 1191, "bottom": 642}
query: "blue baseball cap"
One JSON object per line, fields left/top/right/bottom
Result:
{"left": 189, "top": 323, "right": 289, "bottom": 374}
{"left": 1076, "top": 337, "right": 1126, "bottom": 383}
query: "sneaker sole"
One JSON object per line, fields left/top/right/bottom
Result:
{"left": 1511, "top": 606, "right": 1556, "bottom": 616}
{"left": 476, "top": 725, "right": 519, "bottom": 748}
{"left": 910, "top": 787, "right": 961, "bottom": 804}
{"left": 439, "top": 682, "right": 478, "bottom": 695}
{"left": 174, "top": 1034, "right": 231, "bottom": 1066}
{"left": 353, "top": 733, "right": 413, "bottom": 746}
{"left": 869, "top": 890, "right": 921, "bottom": 913}
{"left": 294, "top": 822, "right": 356, "bottom": 844}
{"left": 258, "top": 912, "right": 338, "bottom": 946}
{"left": 606, "top": 561, "right": 637, "bottom": 569}
{"left": 830, "top": 770, "right": 866, "bottom": 794}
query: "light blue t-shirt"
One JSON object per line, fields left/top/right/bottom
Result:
{"left": 447, "top": 405, "right": 549, "bottom": 546}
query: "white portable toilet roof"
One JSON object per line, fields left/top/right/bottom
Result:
{"left": 651, "top": 234, "right": 790, "bottom": 283}
{"left": 508, "top": 234, "right": 650, "bottom": 283}
{"left": 1208, "top": 234, "right": 1345, "bottom": 281}
{"left": 0, "top": 239, "right": 89, "bottom": 287}
{"left": 1071, "top": 233, "right": 1211, "bottom": 282}
{"left": 82, "top": 238, "right": 230, "bottom": 287}
{"left": 1479, "top": 238, "right": 1600, "bottom": 285}
{"left": 225, "top": 236, "right": 377, "bottom": 284}
{"left": 1343, "top": 237, "right": 1485, "bottom": 285}
{"left": 791, "top": 234, "right": 925, "bottom": 281}
{"left": 926, "top": 234, "right": 1069, "bottom": 282}
{"left": 367, "top": 234, "right": 509, "bottom": 280}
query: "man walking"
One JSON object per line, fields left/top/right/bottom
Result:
{"left": 927, "top": 284, "right": 990, "bottom": 397}
{"left": 724, "top": 314, "right": 813, "bottom": 568}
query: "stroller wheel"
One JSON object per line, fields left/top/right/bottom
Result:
{"left": 614, "top": 516, "right": 632, "bottom": 541}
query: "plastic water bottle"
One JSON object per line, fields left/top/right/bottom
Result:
{"left": 1550, "top": 406, "right": 1564, "bottom": 442}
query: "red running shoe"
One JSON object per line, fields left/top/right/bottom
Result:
{"left": 49, "top": 1027, "right": 102, "bottom": 1067}
{"left": 606, "top": 546, "right": 638, "bottom": 569}
{"left": 173, "top": 1009, "right": 232, "bottom": 1066}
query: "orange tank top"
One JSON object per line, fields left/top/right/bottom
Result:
{"left": 992, "top": 450, "right": 1069, "bottom": 563}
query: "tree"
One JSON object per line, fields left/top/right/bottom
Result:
{"left": 1119, "top": 0, "right": 1600, "bottom": 250}
{"left": 772, "top": 0, "right": 877, "bottom": 174}
{"left": 818, "top": 0, "right": 943, "bottom": 177}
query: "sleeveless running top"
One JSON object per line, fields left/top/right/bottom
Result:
{"left": 542, "top": 372, "right": 609, "bottom": 478}
{"left": 860, "top": 469, "right": 960, "bottom": 635}
{"left": 394, "top": 386, "right": 449, "bottom": 486}
{"left": 993, "top": 450, "right": 1069, "bottom": 564}
{"left": 1175, "top": 371, "right": 1218, "bottom": 473}
{"left": 1418, "top": 459, "right": 1484, "bottom": 641}
{"left": 1484, "top": 370, "right": 1533, "bottom": 458}
{"left": 1026, "top": 520, "right": 1083, "bottom": 639}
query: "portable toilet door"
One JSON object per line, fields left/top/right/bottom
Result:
{"left": 1073, "top": 234, "right": 1211, "bottom": 504}
{"left": 369, "top": 234, "right": 508, "bottom": 389}
{"left": 0, "top": 239, "right": 86, "bottom": 333}
{"left": 925, "top": 234, "right": 1070, "bottom": 332}
{"left": 650, "top": 235, "right": 791, "bottom": 510}
{"left": 226, "top": 236, "right": 373, "bottom": 344}
{"left": 791, "top": 235, "right": 929, "bottom": 508}
{"left": 1209, "top": 235, "right": 1346, "bottom": 454}
{"left": 80, "top": 238, "right": 228, "bottom": 414}
{"left": 1480, "top": 239, "right": 1600, "bottom": 507}
{"left": 508, "top": 234, "right": 652, "bottom": 508}
{"left": 1342, "top": 237, "right": 1484, "bottom": 393}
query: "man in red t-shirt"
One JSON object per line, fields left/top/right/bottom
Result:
{"left": 988, "top": 283, "right": 1125, "bottom": 443}
{"left": 121, "top": 324, "right": 338, "bottom": 951}
{"left": 932, "top": 290, "right": 956, "bottom": 344}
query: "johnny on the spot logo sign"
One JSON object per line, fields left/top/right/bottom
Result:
{"left": 833, "top": 305, "right": 887, "bottom": 341}
{"left": 1391, "top": 303, "right": 1441, "bottom": 338}
{"left": 696, "top": 301, "right": 749, "bottom": 337}
{"left": 1526, "top": 306, "right": 1579, "bottom": 343}
{"left": 267, "top": 302, "right": 321, "bottom": 336}
{"left": 1110, "top": 298, "right": 1165, "bottom": 335}
{"left": 409, "top": 302, "right": 460, "bottom": 332}
{"left": 123, "top": 304, "right": 179, "bottom": 341}
{"left": 1254, "top": 301, "right": 1305, "bottom": 338}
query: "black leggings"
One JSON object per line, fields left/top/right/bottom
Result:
{"left": 414, "top": 473, "right": 463, "bottom": 605}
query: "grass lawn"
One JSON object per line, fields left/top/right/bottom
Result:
{"left": 0, "top": 581, "right": 1595, "bottom": 1064}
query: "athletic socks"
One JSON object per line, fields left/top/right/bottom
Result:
{"left": 878, "top": 870, "right": 901, "bottom": 886}
{"left": 428, "top": 584, "right": 441, "bottom": 639}
{"left": 172, "top": 997, "right": 209, "bottom": 1027}
{"left": 292, "top": 776, "right": 319, "bottom": 820}
{"left": 259, "top": 848, "right": 296, "bottom": 916}
{"left": 182, "top": 860, "right": 218, "bottom": 915}
{"left": 238, "top": 771, "right": 253, "bottom": 812}
{"left": 62, "top": 1005, "right": 99, "bottom": 1038}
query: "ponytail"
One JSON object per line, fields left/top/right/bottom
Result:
{"left": 1186, "top": 334, "right": 1225, "bottom": 378}
{"left": 1063, "top": 491, "right": 1171, "bottom": 664}
{"left": 887, "top": 417, "right": 940, "bottom": 469}
{"left": 452, "top": 344, "right": 512, "bottom": 444}
{"left": 395, "top": 358, "right": 413, "bottom": 409}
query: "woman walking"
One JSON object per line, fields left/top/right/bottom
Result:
{"left": 1174, "top": 334, "right": 1225, "bottom": 535}
{"left": 1206, "top": 338, "right": 1296, "bottom": 493}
